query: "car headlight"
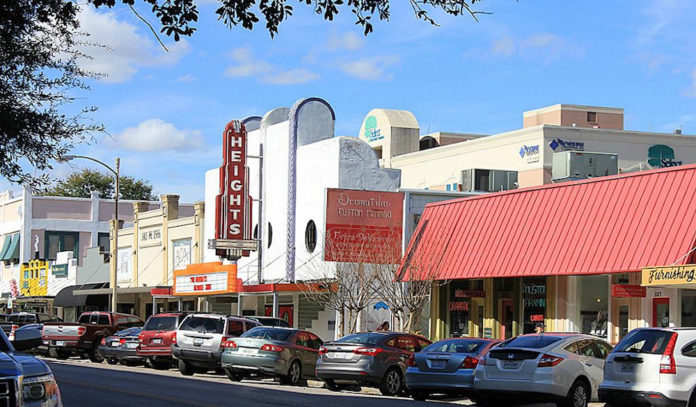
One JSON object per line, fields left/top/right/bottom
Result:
{"left": 22, "top": 374, "right": 60, "bottom": 403}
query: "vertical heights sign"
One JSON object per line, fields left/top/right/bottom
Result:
{"left": 211, "top": 120, "right": 257, "bottom": 259}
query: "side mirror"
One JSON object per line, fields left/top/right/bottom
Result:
{"left": 12, "top": 328, "right": 43, "bottom": 351}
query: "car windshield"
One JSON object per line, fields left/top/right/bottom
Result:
{"left": 615, "top": 330, "right": 674, "bottom": 354}
{"left": 116, "top": 327, "right": 142, "bottom": 337}
{"left": 498, "top": 335, "right": 563, "bottom": 349}
{"left": 241, "top": 328, "right": 293, "bottom": 341}
{"left": 144, "top": 317, "right": 178, "bottom": 331}
{"left": 424, "top": 339, "right": 486, "bottom": 354}
{"left": 336, "top": 333, "right": 387, "bottom": 345}
{"left": 179, "top": 316, "right": 224, "bottom": 334}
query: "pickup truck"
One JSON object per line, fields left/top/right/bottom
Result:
{"left": 0, "top": 313, "right": 62, "bottom": 341}
{"left": 42, "top": 311, "right": 143, "bottom": 362}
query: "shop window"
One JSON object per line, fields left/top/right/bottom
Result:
{"left": 98, "top": 233, "right": 110, "bottom": 253}
{"left": 522, "top": 278, "right": 547, "bottom": 334}
{"left": 305, "top": 220, "right": 317, "bottom": 253}
{"left": 682, "top": 291, "right": 696, "bottom": 327}
{"left": 45, "top": 231, "right": 79, "bottom": 261}
{"left": 449, "top": 281, "right": 474, "bottom": 337}
{"left": 587, "top": 111, "right": 597, "bottom": 123}
{"left": 577, "top": 275, "right": 608, "bottom": 336}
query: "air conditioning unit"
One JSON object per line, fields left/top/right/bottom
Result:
{"left": 552, "top": 151, "right": 618, "bottom": 182}
{"left": 461, "top": 169, "right": 518, "bottom": 192}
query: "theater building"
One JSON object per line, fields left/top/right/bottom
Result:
{"left": 399, "top": 164, "right": 696, "bottom": 344}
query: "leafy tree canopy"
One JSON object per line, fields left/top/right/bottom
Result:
{"left": 90, "top": 0, "right": 485, "bottom": 39}
{"left": 43, "top": 169, "right": 156, "bottom": 201}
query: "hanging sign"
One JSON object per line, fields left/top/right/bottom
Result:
{"left": 642, "top": 264, "right": 696, "bottom": 287}
{"left": 611, "top": 284, "right": 646, "bottom": 298}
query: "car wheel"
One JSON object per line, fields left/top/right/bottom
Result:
{"left": 280, "top": 360, "right": 302, "bottom": 386}
{"left": 558, "top": 380, "right": 589, "bottom": 407}
{"left": 379, "top": 368, "right": 403, "bottom": 397}
{"left": 689, "top": 391, "right": 696, "bottom": 407}
{"left": 148, "top": 358, "right": 171, "bottom": 370}
{"left": 225, "top": 368, "right": 245, "bottom": 382}
{"left": 105, "top": 358, "right": 119, "bottom": 365}
{"left": 55, "top": 349, "right": 71, "bottom": 360}
{"left": 324, "top": 379, "right": 344, "bottom": 392}
{"left": 411, "top": 390, "right": 428, "bottom": 401}
{"left": 178, "top": 359, "right": 195, "bottom": 376}
{"left": 88, "top": 342, "right": 104, "bottom": 363}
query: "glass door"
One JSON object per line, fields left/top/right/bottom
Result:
{"left": 653, "top": 298, "right": 670, "bottom": 327}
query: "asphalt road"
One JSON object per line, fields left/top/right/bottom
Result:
{"left": 46, "top": 358, "right": 605, "bottom": 407}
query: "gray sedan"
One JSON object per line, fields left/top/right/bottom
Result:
{"left": 221, "top": 327, "right": 323, "bottom": 386}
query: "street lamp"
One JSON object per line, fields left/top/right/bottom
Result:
{"left": 58, "top": 155, "right": 120, "bottom": 313}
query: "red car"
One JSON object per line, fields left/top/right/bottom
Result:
{"left": 137, "top": 312, "right": 189, "bottom": 369}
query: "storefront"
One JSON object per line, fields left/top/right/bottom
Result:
{"left": 400, "top": 164, "right": 696, "bottom": 343}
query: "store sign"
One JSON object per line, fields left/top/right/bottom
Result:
{"left": 611, "top": 284, "right": 646, "bottom": 298}
{"left": 519, "top": 144, "right": 540, "bottom": 164}
{"left": 522, "top": 279, "right": 546, "bottom": 334}
{"left": 549, "top": 138, "right": 584, "bottom": 152}
{"left": 20, "top": 260, "right": 48, "bottom": 297}
{"left": 324, "top": 189, "right": 404, "bottom": 264}
{"left": 642, "top": 264, "right": 696, "bottom": 286}
{"left": 448, "top": 301, "right": 470, "bottom": 311}
{"left": 173, "top": 262, "right": 238, "bottom": 296}
{"left": 51, "top": 264, "right": 67, "bottom": 277}
{"left": 363, "top": 115, "right": 383, "bottom": 142}
{"left": 454, "top": 289, "right": 485, "bottom": 298}
{"left": 214, "top": 120, "right": 252, "bottom": 256}
{"left": 150, "top": 287, "right": 172, "bottom": 296}
{"left": 648, "top": 144, "right": 682, "bottom": 168}
{"left": 117, "top": 247, "right": 132, "bottom": 281}
{"left": 139, "top": 227, "right": 162, "bottom": 246}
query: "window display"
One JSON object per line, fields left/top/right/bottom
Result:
{"left": 577, "top": 275, "right": 608, "bottom": 336}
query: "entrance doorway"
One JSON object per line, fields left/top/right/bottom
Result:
{"left": 611, "top": 298, "right": 629, "bottom": 344}
{"left": 470, "top": 297, "right": 484, "bottom": 338}
{"left": 653, "top": 298, "right": 670, "bottom": 327}
{"left": 499, "top": 299, "right": 514, "bottom": 339}
{"left": 265, "top": 304, "right": 294, "bottom": 327}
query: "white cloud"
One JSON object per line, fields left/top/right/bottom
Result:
{"left": 224, "top": 46, "right": 319, "bottom": 85}
{"left": 327, "top": 32, "right": 364, "bottom": 51}
{"left": 177, "top": 74, "right": 196, "bottom": 82}
{"left": 465, "top": 33, "right": 582, "bottom": 62}
{"left": 77, "top": 7, "right": 189, "bottom": 83}
{"left": 491, "top": 36, "right": 515, "bottom": 57}
{"left": 339, "top": 56, "right": 399, "bottom": 80}
{"left": 116, "top": 119, "right": 204, "bottom": 152}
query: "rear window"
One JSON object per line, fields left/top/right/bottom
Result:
{"left": 242, "top": 328, "right": 293, "bottom": 341}
{"left": 337, "top": 332, "right": 387, "bottom": 345}
{"left": 424, "top": 339, "right": 486, "bottom": 354}
{"left": 144, "top": 317, "right": 178, "bottom": 331}
{"left": 498, "top": 336, "right": 563, "bottom": 349}
{"left": 179, "top": 316, "right": 224, "bottom": 334}
{"left": 615, "top": 329, "right": 674, "bottom": 354}
{"left": 78, "top": 314, "right": 91, "bottom": 324}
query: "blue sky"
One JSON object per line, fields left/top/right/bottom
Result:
{"left": 4, "top": 0, "right": 696, "bottom": 202}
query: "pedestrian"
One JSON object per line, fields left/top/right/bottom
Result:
{"left": 377, "top": 321, "right": 390, "bottom": 331}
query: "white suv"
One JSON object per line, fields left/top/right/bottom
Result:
{"left": 599, "top": 327, "right": 696, "bottom": 407}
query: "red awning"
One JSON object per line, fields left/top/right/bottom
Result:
{"left": 398, "top": 164, "right": 696, "bottom": 281}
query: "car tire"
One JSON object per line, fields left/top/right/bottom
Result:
{"left": 55, "top": 349, "right": 71, "bottom": 360}
{"left": 88, "top": 341, "right": 104, "bottom": 363}
{"left": 411, "top": 391, "right": 428, "bottom": 401}
{"left": 688, "top": 391, "right": 696, "bottom": 407}
{"left": 148, "top": 358, "right": 171, "bottom": 370}
{"left": 558, "top": 379, "right": 589, "bottom": 407}
{"left": 178, "top": 359, "right": 195, "bottom": 376}
{"left": 280, "top": 360, "right": 302, "bottom": 386}
{"left": 225, "top": 368, "right": 245, "bottom": 382}
{"left": 105, "top": 358, "right": 119, "bottom": 365}
{"left": 379, "top": 368, "right": 403, "bottom": 397}
{"left": 324, "top": 379, "right": 344, "bottom": 392}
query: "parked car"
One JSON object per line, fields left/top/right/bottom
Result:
{"left": 171, "top": 314, "right": 261, "bottom": 376}
{"left": 599, "top": 327, "right": 696, "bottom": 407}
{"left": 405, "top": 337, "right": 500, "bottom": 401}
{"left": 137, "top": 312, "right": 189, "bottom": 369}
{"left": 42, "top": 312, "right": 144, "bottom": 362}
{"left": 221, "top": 327, "right": 322, "bottom": 385}
{"left": 474, "top": 333, "right": 613, "bottom": 407}
{"left": 0, "top": 325, "right": 63, "bottom": 406}
{"left": 99, "top": 327, "right": 144, "bottom": 366}
{"left": 1, "top": 313, "right": 62, "bottom": 341}
{"left": 16, "top": 324, "right": 48, "bottom": 355}
{"left": 315, "top": 332, "right": 432, "bottom": 396}
{"left": 246, "top": 316, "right": 291, "bottom": 328}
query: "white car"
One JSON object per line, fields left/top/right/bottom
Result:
{"left": 599, "top": 327, "right": 696, "bottom": 407}
{"left": 474, "top": 333, "right": 612, "bottom": 407}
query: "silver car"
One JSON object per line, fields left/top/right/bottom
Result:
{"left": 600, "top": 327, "right": 696, "bottom": 407}
{"left": 221, "top": 327, "right": 323, "bottom": 385}
{"left": 474, "top": 333, "right": 613, "bottom": 407}
{"left": 316, "top": 332, "right": 432, "bottom": 396}
{"left": 171, "top": 314, "right": 260, "bottom": 375}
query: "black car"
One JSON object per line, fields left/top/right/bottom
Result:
{"left": 99, "top": 327, "right": 144, "bottom": 366}
{"left": 246, "top": 316, "right": 291, "bottom": 327}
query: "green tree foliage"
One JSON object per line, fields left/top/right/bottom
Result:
{"left": 44, "top": 169, "right": 156, "bottom": 200}
{"left": 90, "top": 0, "right": 486, "bottom": 38}
{"left": 1, "top": 0, "right": 102, "bottom": 188}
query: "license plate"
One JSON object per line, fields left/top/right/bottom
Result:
{"left": 126, "top": 342, "right": 138, "bottom": 349}
{"left": 110, "top": 342, "right": 120, "bottom": 347}
{"left": 620, "top": 363, "right": 635, "bottom": 373}
{"left": 55, "top": 341, "right": 65, "bottom": 347}
{"left": 332, "top": 352, "right": 346, "bottom": 359}
{"left": 193, "top": 339, "right": 203, "bottom": 346}
{"left": 502, "top": 361, "right": 521, "bottom": 369}
{"left": 152, "top": 338, "right": 163, "bottom": 344}
{"left": 430, "top": 360, "right": 446, "bottom": 368}
{"left": 239, "top": 348, "right": 257, "bottom": 355}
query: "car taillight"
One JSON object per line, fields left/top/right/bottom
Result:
{"left": 100, "top": 338, "right": 106, "bottom": 346}
{"left": 138, "top": 334, "right": 144, "bottom": 342}
{"left": 406, "top": 355, "right": 416, "bottom": 367}
{"left": 660, "top": 332, "right": 678, "bottom": 374}
{"left": 538, "top": 354, "right": 564, "bottom": 367}
{"left": 460, "top": 356, "right": 479, "bottom": 369}
{"left": 77, "top": 326, "right": 86, "bottom": 336}
{"left": 119, "top": 338, "right": 127, "bottom": 344}
{"left": 260, "top": 344, "right": 284, "bottom": 353}
{"left": 11, "top": 325, "right": 18, "bottom": 333}
{"left": 318, "top": 347, "right": 328, "bottom": 355}
{"left": 353, "top": 347, "right": 383, "bottom": 357}
{"left": 172, "top": 332, "right": 176, "bottom": 344}
{"left": 220, "top": 337, "right": 236, "bottom": 349}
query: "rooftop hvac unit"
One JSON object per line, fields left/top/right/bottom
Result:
{"left": 552, "top": 151, "right": 618, "bottom": 182}
{"left": 461, "top": 169, "right": 518, "bottom": 192}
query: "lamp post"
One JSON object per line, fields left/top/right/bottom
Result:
{"left": 58, "top": 155, "right": 120, "bottom": 313}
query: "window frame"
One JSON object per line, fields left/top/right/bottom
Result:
{"left": 98, "top": 232, "right": 110, "bottom": 253}
{"left": 44, "top": 231, "right": 79, "bottom": 261}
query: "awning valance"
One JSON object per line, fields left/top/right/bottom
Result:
{"left": 54, "top": 283, "right": 108, "bottom": 307}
